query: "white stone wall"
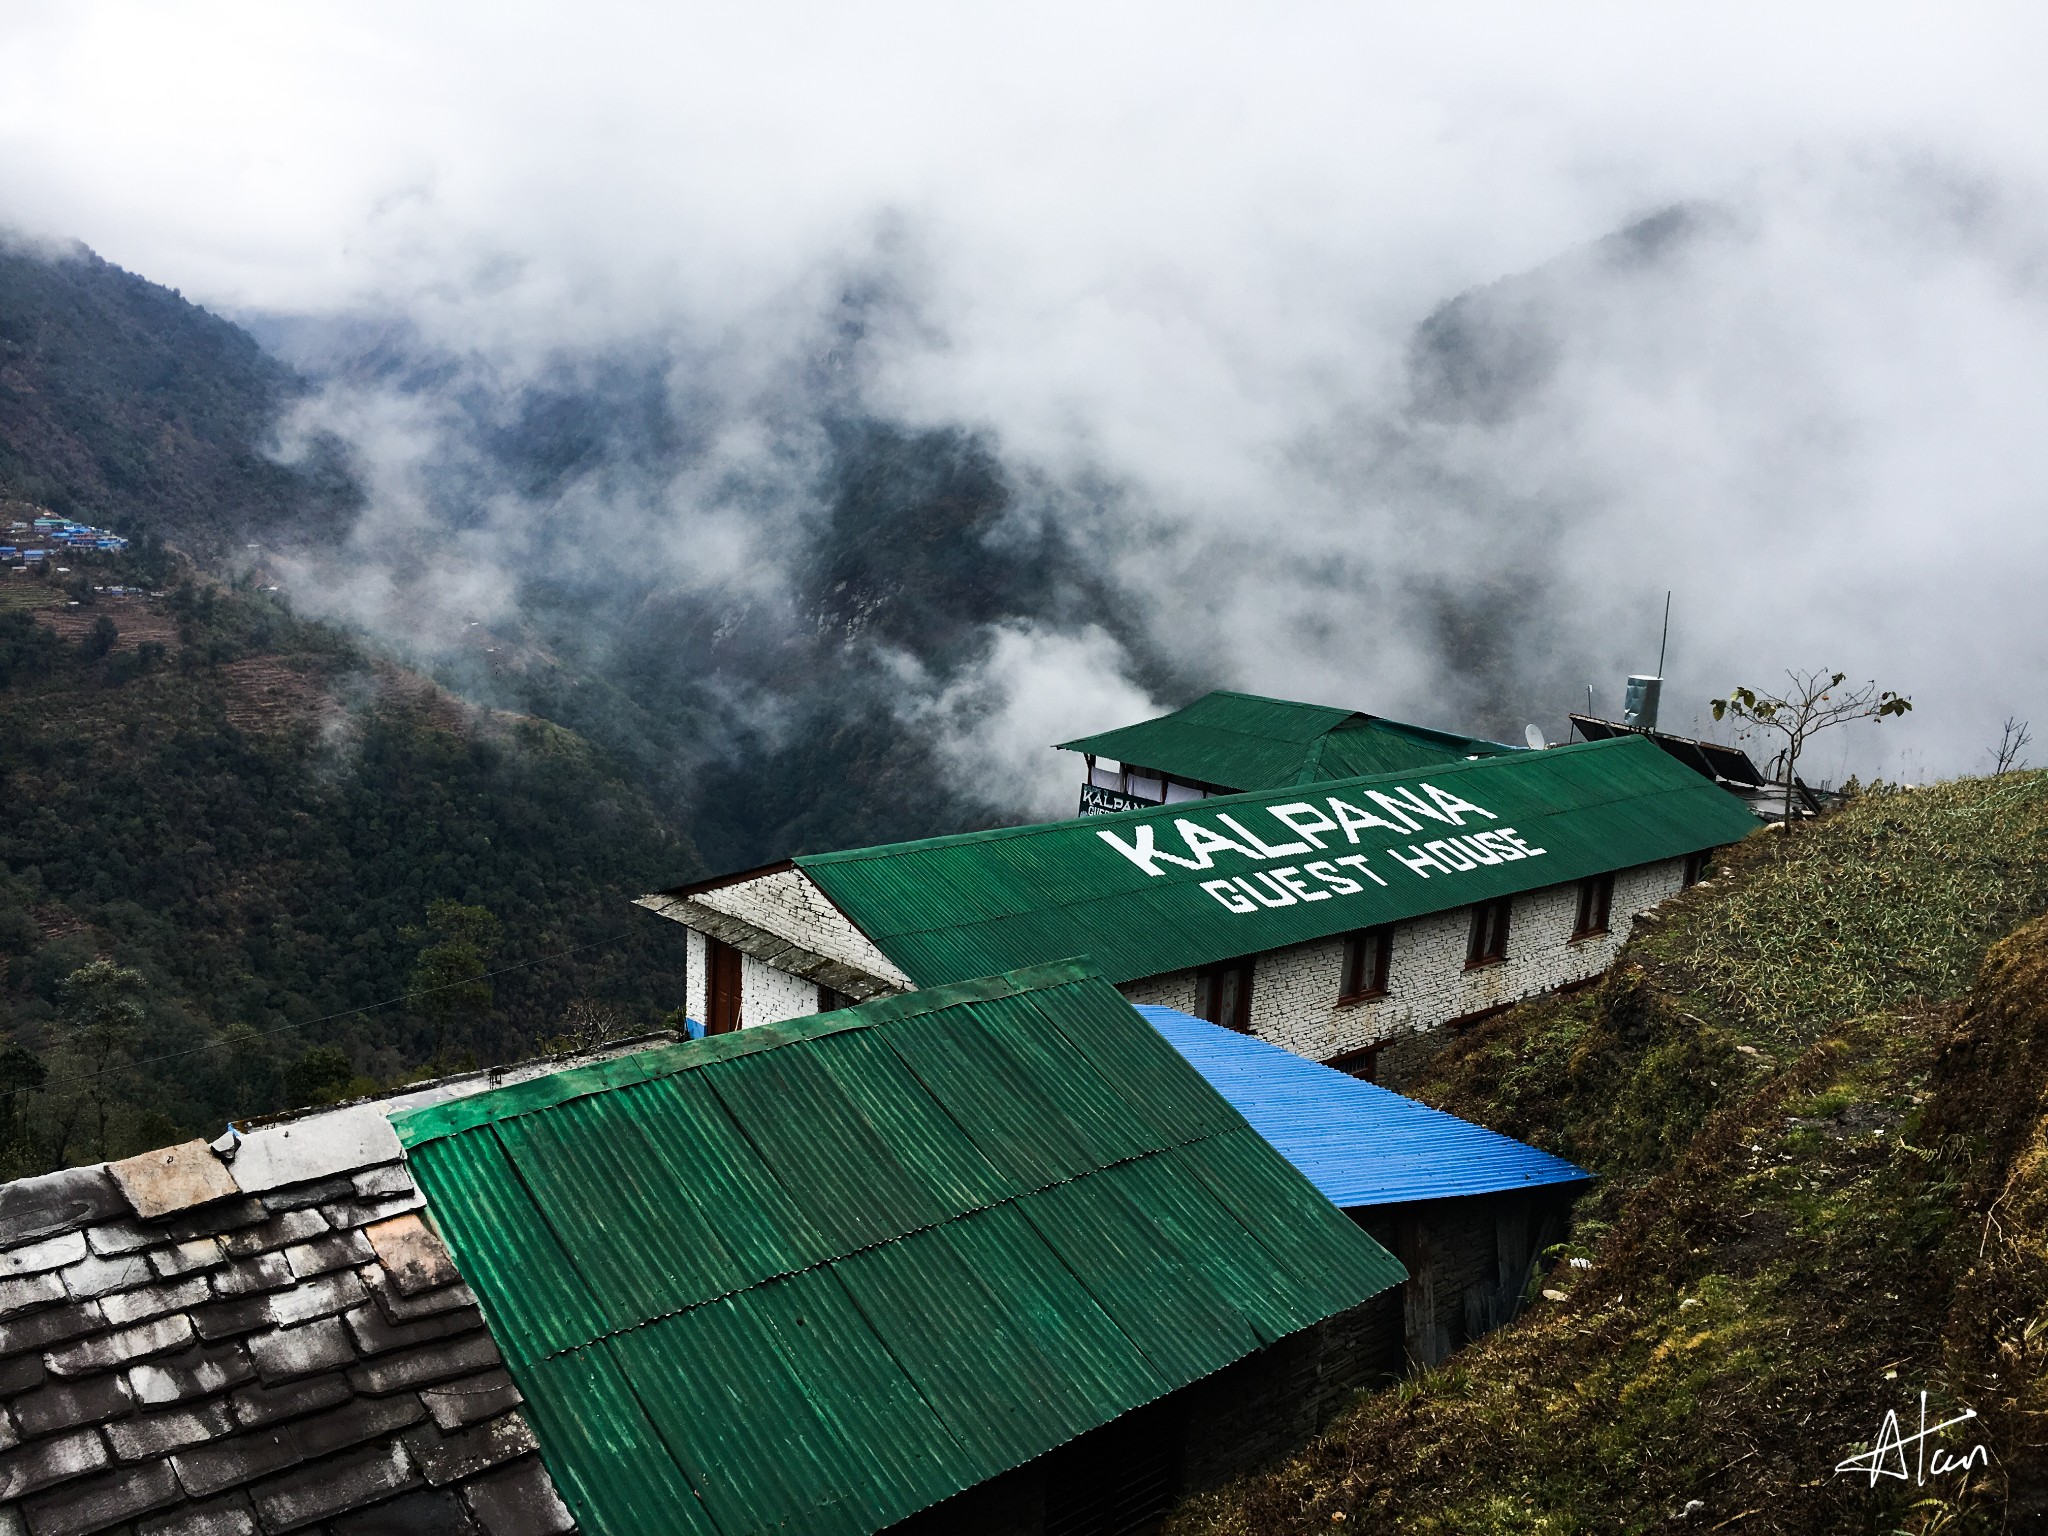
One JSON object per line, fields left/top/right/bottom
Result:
{"left": 685, "top": 926, "right": 707, "bottom": 1025}
{"left": 1118, "top": 857, "right": 1690, "bottom": 1063}
{"left": 740, "top": 950, "right": 824, "bottom": 1030}
{"left": 1119, "top": 971, "right": 1201, "bottom": 1014}
{"left": 693, "top": 867, "right": 913, "bottom": 987}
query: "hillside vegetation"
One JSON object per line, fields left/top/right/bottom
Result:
{"left": 0, "top": 558, "right": 696, "bottom": 1175}
{"left": 0, "top": 240, "right": 357, "bottom": 555}
{"left": 1171, "top": 773, "right": 2048, "bottom": 1534}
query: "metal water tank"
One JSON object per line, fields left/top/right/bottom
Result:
{"left": 1624, "top": 675, "right": 1662, "bottom": 731}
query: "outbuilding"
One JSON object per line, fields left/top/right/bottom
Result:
{"left": 638, "top": 734, "right": 1756, "bottom": 1076}
{"left": 1143, "top": 1003, "right": 1589, "bottom": 1366}
{"left": 396, "top": 960, "right": 1407, "bottom": 1535}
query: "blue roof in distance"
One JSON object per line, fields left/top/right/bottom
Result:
{"left": 1139, "top": 1005, "right": 1591, "bottom": 1208}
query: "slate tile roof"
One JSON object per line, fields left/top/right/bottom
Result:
{"left": 0, "top": 1116, "right": 578, "bottom": 1535}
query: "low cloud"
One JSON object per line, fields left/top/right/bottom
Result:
{"left": 3, "top": 6, "right": 2045, "bottom": 810}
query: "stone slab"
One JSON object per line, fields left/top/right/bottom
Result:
{"left": 0, "top": 1169, "right": 126, "bottom": 1249}
{"left": 361, "top": 1216, "right": 456, "bottom": 1298}
{"left": 0, "top": 1231, "right": 87, "bottom": 1279}
{"left": 229, "top": 1110, "right": 403, "bottom": 1196}
{"left": 107, "top": 1143, "right": 240, "bottom": 1221}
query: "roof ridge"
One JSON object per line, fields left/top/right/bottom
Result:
{"left": 393, "top": 959, "right": 1108, "bottom": 1146}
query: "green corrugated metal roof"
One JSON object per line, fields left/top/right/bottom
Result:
{"left": 394, "top": 961, "right": 1406, "bottom": 1536}
{"left": 1055, "top": 689, "right": 1518, "bottom": 791}
{"left": 794, "top": 735, "right": 1756, "bottom": 988}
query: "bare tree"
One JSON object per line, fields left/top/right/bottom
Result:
{"left": 1710, "top": 669, "right": 1913, "bottom": 824}
{"left": 1993, "top": 717, "right": 2033, "bottom": 775}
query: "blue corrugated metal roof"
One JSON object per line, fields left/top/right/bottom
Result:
{"left": 1138, "top": 1005, "right": 1590, "bottom": 1207}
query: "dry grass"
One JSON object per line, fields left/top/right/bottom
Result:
{"left": 1170, "top": 776, "right": 2048, "bottom": 1536}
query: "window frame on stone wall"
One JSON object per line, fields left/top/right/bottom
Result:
{"left": 1682, "top": 850, "right": 1709, "bottom": 887}
{"left": 1195, "top": 958, "right": 1256, "bottom": 1033}
{"left": 1465, "top": 897, "right": 1512, "bottom": 969}
{"left": 1325, "top": 1042, "right": 1382, "bottom": 1081}
{"left": 1337, "top": 926, "right": 1393, "bottom": 1006}
{"left": 1571, "top": 872, "right": 1615, "bottom": 940}
{"left": 818, "top": 984, "right": 856, "bottom": 1013}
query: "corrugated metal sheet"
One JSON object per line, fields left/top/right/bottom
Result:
{"left": 792, "top": 735, "right": 1757, "bottom": 989}
{"left": 1055, "top": 689, "right": 1515, "bottom": 791}
{"left": 395, "top": 961, "right": 1406, "bottom": 1536}
{"left": 1141, "top": 1004, "right": 1592, "bottom": 1206}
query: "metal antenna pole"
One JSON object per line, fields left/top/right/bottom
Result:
{"left": 1656, "top": 591, "right": 1671, "bottom": 679}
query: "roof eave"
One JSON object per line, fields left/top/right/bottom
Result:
{"left": 632, "top": 892, "right": 904, "bottom": 1001}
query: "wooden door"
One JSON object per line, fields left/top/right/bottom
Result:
{"left": 707, "top": 938, "right": 743, "bottom": 1035}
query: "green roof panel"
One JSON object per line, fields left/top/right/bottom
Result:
{"left": 396, "top": 961, "right": 1406, "bottom": 1536}
{"left": 795, "top": 735, "right": 1758, "bottom": 989}
{"left": 1056, "top": 689, "right": 1516, "bottom": 791}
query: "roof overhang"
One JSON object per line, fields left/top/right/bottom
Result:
{"left": 634, "top": 891, "right": 904, "bottom": 1001}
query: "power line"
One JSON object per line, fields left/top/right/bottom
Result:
{"left": 4, "top": 930, "right": 629, "bottom": 1102}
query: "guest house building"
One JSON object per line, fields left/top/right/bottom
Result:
{"left": 638, "top": 733, "right": 1756, "bottom": 1076}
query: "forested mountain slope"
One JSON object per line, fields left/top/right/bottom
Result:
{"left": 0, "top": 562, "right": 695, "bottom": 1175}
{"left": 0, "top": 239, "right": 358, "bottom": 556}
{"left": 1171, "top": 773, "right": 2048, "bottom": 1534}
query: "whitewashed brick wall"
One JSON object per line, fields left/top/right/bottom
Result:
{"left": 694, "top": 868, "right": 912, "bottom": 986}
{"left": 740, "top": 951, "right": 823, "bottom": 1030}
{"left": 685, "top": 927, "right": 707, "bottom": 1024}
{"left": 680, "top": 927, "right": 828, "bottom": 1030}
{"left": 1120, "top": 972, "right": 1201, "bottom": 1014}
{"left": 1118, "top": 858, "right": 1688, "bottom": 1062}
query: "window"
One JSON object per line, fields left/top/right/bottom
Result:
{"left": 1572, "top": 873, "right": 1614, "bottom": 939}
{"left": 1325, "top": 1043, "right": 1382, "bottom": 1082}
{"left": 1466, "top": 897, "right": 1512, "bottom": 969}
{"left": 706, "top": 937, "right": 744, "bottom": 1035}
{"left": 1196, "top": 959, "right": 1255, "bottom": 1032}
{"left": 817, "top": 984, "right": 856, "bottom": 1013}
{"left": 1338, "top": 927, "right": 1392, "bottom": 1005}
{"left": 1683, "top": 851, "right": 1709, "bottom": 888}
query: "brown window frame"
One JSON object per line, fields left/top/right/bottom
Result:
{"left": 1571, "top": 873, "right": 1615, "bottom": 940}
{"left": 1466, "top": 897, "right": 1512, "bottom": 969}
{"left": 1195, "top": 958, "right": 1255, "bottom": 1033}
{"left": 817, "top": 984, "right": 856, "bottom": 1014}
{"left": 706, "top": 936, "right": 744, "bottom": 1035}
{"left": 1325, "top": 1043, "right": 1382, "bottom": 1082}
{"left": 1337, "top": 927, "right": 1393, "bottom": 1005}
{"left": 1682, "top": 850, "right": 1709, "bottom": 888}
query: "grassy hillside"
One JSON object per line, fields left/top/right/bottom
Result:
{"left": 1171, "top": 773, "right": 2048, "bottom": 1534}
{"left": 0, "top": 557, "right": 698, "bottom": 1174}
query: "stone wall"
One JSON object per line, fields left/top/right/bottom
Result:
{"left": 683, "top": 927, "right": 707, "bottom": 1026}
{"left": 0, "top": 1110, "right": 577, "bottom": 1535}
{"left": 669, "top": 889, "right": 895, "bottom": 1031}
{"left": 1119, "top": 858, "right": 1687, "bottom": 1063}
{"left": 692, "top": 870, "right": 911, "bottom": 988}
{"left": 739, "top": 952, "right": 823, "bottom": 1031}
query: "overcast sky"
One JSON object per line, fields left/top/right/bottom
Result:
{"left": 3, "top": 4, "right": 2046, "bottom": 799}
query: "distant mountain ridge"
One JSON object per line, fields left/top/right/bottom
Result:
{"left": 0, "top": 236, "right": 358, "bottom": 556}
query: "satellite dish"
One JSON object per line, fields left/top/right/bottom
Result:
{"left": 1524, "top": 723, "right": 1548, "bottom": 750}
